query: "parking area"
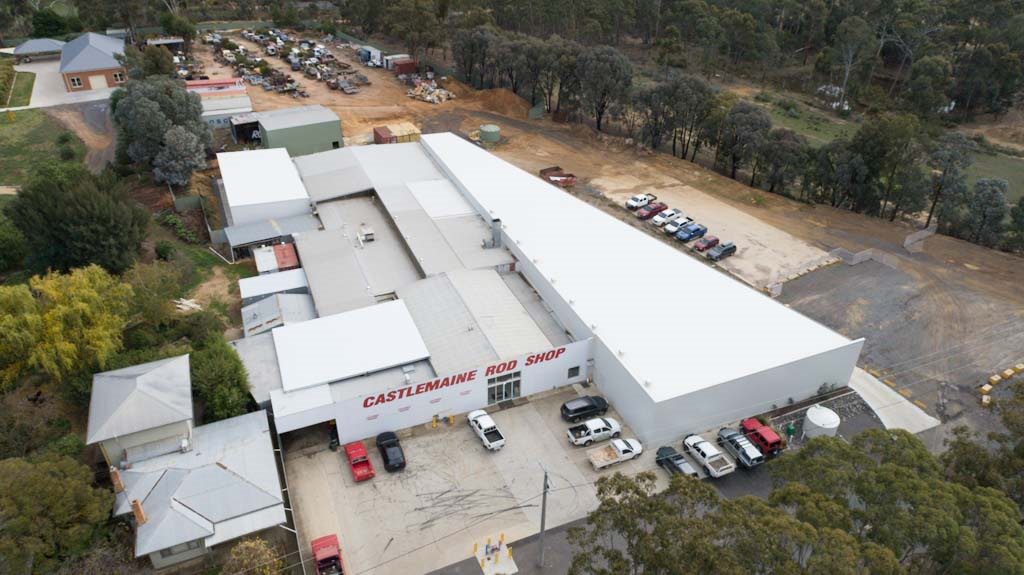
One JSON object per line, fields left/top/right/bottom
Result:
{"left": 596, "top": 180, "right": 833, "bottom": 289}
{"left": 282, "top": 382, "right": 885, "bottom": 574}
{"left": 282, "top": 387, "right": 657, "bottom": 575}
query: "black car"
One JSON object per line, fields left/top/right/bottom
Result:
{"left": 375, "top": 431, "right": 406, "bottom": 472}
{"left": 560, "top": 395, "right": 608, "bottom": 422}
{"left": 707, "top": 241, "right": 737, "bottom": 261}
{"left": 655, "top": 446, "right": 699, "bottom": 479}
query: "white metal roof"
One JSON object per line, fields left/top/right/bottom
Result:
{"left": 201, "top": 95, "right": 253, "bottom": 115}
{"left": 422, "top": 133, "right": 855, "bottom": 403}
{"left": 238, "top": 268, "right": 308, "bottom": 301}
{"left": 272, "top": 299, "right": 431, "bottom": 392}
{"left": 217, "top": 148, "right": 309, "bottom": 208}
{"left": 113, "top": 411, "right": 284, "bottom": 556}
{"left": 86, "top": 355, "right": 192, "bottom": 445}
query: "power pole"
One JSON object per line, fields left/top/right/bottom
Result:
{"left": 538, "top": 469, "right": 550, "bottom": 568}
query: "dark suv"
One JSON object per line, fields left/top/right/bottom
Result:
{"left": 560, "top": 396, "right": 609, "bottom": 422}
{"left": 375, "top": 431, "right": 406, "bottom": 472}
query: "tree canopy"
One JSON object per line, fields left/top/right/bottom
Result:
{"left": 0, "top": 455, "right": 112, "bottom": 575}
{"left": 4, "top": 164, "right": 149, "bottom": 275}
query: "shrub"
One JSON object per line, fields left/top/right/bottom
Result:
{"left": 58, "top": 145, "right": 76, "bottom": 161}
{"left": 155, "top": 240, "right": 176, "bottom": 261}
{"left": 0, "top": 214, "right": 28, "bottom": 272}
{"left": 191, "top": 334, "right": 250, "bottom": 422}
{"left": 158, "top": 212, "right": 200, "bottom": 244}
{"left": 56, "top": 132, "right": 73, "bottom": 145}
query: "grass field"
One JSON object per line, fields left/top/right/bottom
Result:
{"left": 762, "top": 105, "right": 856, "bottom": 146}
{"left": 0, "top": 110, "right": 86, "bottom": 187}
{"left": 966, "top": 151, "right": 1024, "bottom": 204}
{"left": 7, "top": 72, "right": 34, "bottom": 107}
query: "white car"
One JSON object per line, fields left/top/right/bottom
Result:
{"left": 683, "top": 434, "right": 736, "bottom": 478}
{"left": 651, "top": 208, "right": 683, "bottom": 227}
{"left": 567, "top": 417, "right": 622, "bottom": 446}
{"left": 664, "top": 215, "right": 692, "bottom": 234}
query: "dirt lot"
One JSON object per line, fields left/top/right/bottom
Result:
{"left": 44, "top": 100, "right": 114, "bottom": 172}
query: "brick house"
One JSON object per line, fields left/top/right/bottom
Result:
{"left": 59, "top": 32, "right": 127, "bottom": 92}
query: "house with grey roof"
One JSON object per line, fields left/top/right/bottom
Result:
{"left": 59, "top": 32, "right": 126, "bottom": 92}
{"left": 87, "top": 356, "right": 287, "bottom": 569}
{"left": 110, "top": 411, "right": 286, "bottom": 569}
{"left": 86, "top": 355, "right": 194, "bottom": 468}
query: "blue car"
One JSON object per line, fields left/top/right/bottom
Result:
{"left": 674, "top": 223, "right": 708, "bottom": 242}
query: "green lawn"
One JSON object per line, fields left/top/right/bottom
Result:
{"left": 7, "top": 72, "right": 34, "bottom": 107}
{"left": 756, "top": 101, "right": 857, "bottom": 147}
{"left": 966, "top": 151, "right": 1024, "bottom": 204}
{"left": 0, "top": 110, "right": 86, "bottom": 187}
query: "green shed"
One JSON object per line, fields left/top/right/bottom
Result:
{"left": 257, "top": 105, "right": 343, "bottom": 157}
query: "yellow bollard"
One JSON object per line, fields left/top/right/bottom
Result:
{"left": 449, "top": 415, "right": 455, "bottom": 425}
{"left": 508, "top": 546, "right": 513, "bottom": 558}
{"left": 495, "top": 551, "right": 500, "bottom": 564}
{"left": 432, "top": 415, "right": 438, "bottom": 429}
{"left": 480, "top": 558, "right": 486, "bottom": 569}
{"left": 486, "top": 536, "right": 491, "bottom": 547}
{"left": 473, "top": 542, "right": 478, "bottom": 555}
{"left": 500, "top": 532, "right": 505, "bottom": 544}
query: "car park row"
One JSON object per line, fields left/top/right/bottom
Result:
{"left": 337, "top": 393, "right": 784, "bottom": 485}
{"left": 625, "top": 193, "right": 737, "bottom": 262}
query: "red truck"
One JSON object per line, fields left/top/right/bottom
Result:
{"left": 635, "top": 202, "right": 668, "bottom": 220}
{"left": 312, "top": 534, "right": 343, "bottom": 575}
{"left": 739, "top": 418, "right": 783, "bottom": 457}
{"left": 344, "top": 441, "right": 375, "bottom": 482}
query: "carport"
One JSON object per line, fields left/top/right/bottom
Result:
{"left": 13, "top": 38, "right": 64, "bottom": 63}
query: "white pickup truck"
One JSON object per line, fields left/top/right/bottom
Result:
{"left": 625, "top": 193, "right": 657, "bottom": 210}
{"left": 588, "top": 438, "right": 643, "bottom": 469}
{"left": 683, "top": 435, "right": 735, "bottom": 478}
{"left": 468, "top": 410, "right": 505, "bottom": 451}
{"left": 566, "top": 417, "right": 622, "bottom": 446}
{"left": 651, "top": 208, "right": 683, "bottom": 227}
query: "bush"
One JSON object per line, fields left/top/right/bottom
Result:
{"left": 158, "top": 212, "right": 200, "bottom": 244}
{"left": 176, "top": 309, "right": 226, "bottom": 346}
{"left": 0, "top": 214, "right": 28, "bottom": 272}
{"left": 58, "top": 145, "right": 76, "bottom": 161}
{"left": 191, "top": 334, "right": 251, "bottom": 422}
{"left": 56, "top": 132, "right": 73, "bottom": 145}
{"left": 155, "top": 240, "right": 176, "bottom": 261}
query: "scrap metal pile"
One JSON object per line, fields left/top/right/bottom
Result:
{"left": 407, "top": 81, "right": 456, "bottom": 104}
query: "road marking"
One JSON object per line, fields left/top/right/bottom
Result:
{"left": 883, "top": 379, "right": 896, "bottom": 388}
{"left": 898, "top": 388, "right": 912, "bottom": 398}
{"left": 914, "top": 400, "right": 928, "bottom": 410}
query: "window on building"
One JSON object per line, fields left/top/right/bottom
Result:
{"left": 159, "top": 539, "right": 203, "bottom": 558}
{"left": 69, "top": 77, "right": 82, "bottom": 88}
{"left": 487, "top": 371, "right": 521, "bottom": 405}
{"left": 567, "top": 366, "right": 580, "bottom": 379}
{"left": 332, "top": 141, "right": 340, "bottom": 149}
{"left": 113, "top": 72, "right": 126, "bottom": 83}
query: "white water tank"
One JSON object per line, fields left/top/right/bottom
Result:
{"left": 803, "top": 404, "right": 840, "bottom": 439}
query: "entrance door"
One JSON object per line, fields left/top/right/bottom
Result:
{"left": 88, "top": 74, "right": 108, "bottom": 89}
{"left": 487, "top": 371, "right": 522, "bottom": 405}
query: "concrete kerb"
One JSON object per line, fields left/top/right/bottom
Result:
{"left": 765, "top": 255, "right": 840, "bottom": 298}
{"left": 903, "top": 224, "right": 937, "bottom": 253}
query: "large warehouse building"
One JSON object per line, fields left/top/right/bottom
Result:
{"left": 229, "top": 132, "right": 863, "bottom": 446}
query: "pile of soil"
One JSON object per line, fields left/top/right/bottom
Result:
{"left": 437, "top": 77, "right": 474, "bottom": 98}
{"left": 475, "top": 88, "right": 530, "bottom": 119}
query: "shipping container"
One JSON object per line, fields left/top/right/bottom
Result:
{"left": 392, "top": 58, "right": 417, "bottom": 75}
{"left": 373, "top": 126, "right": 396, "bottom": 145}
